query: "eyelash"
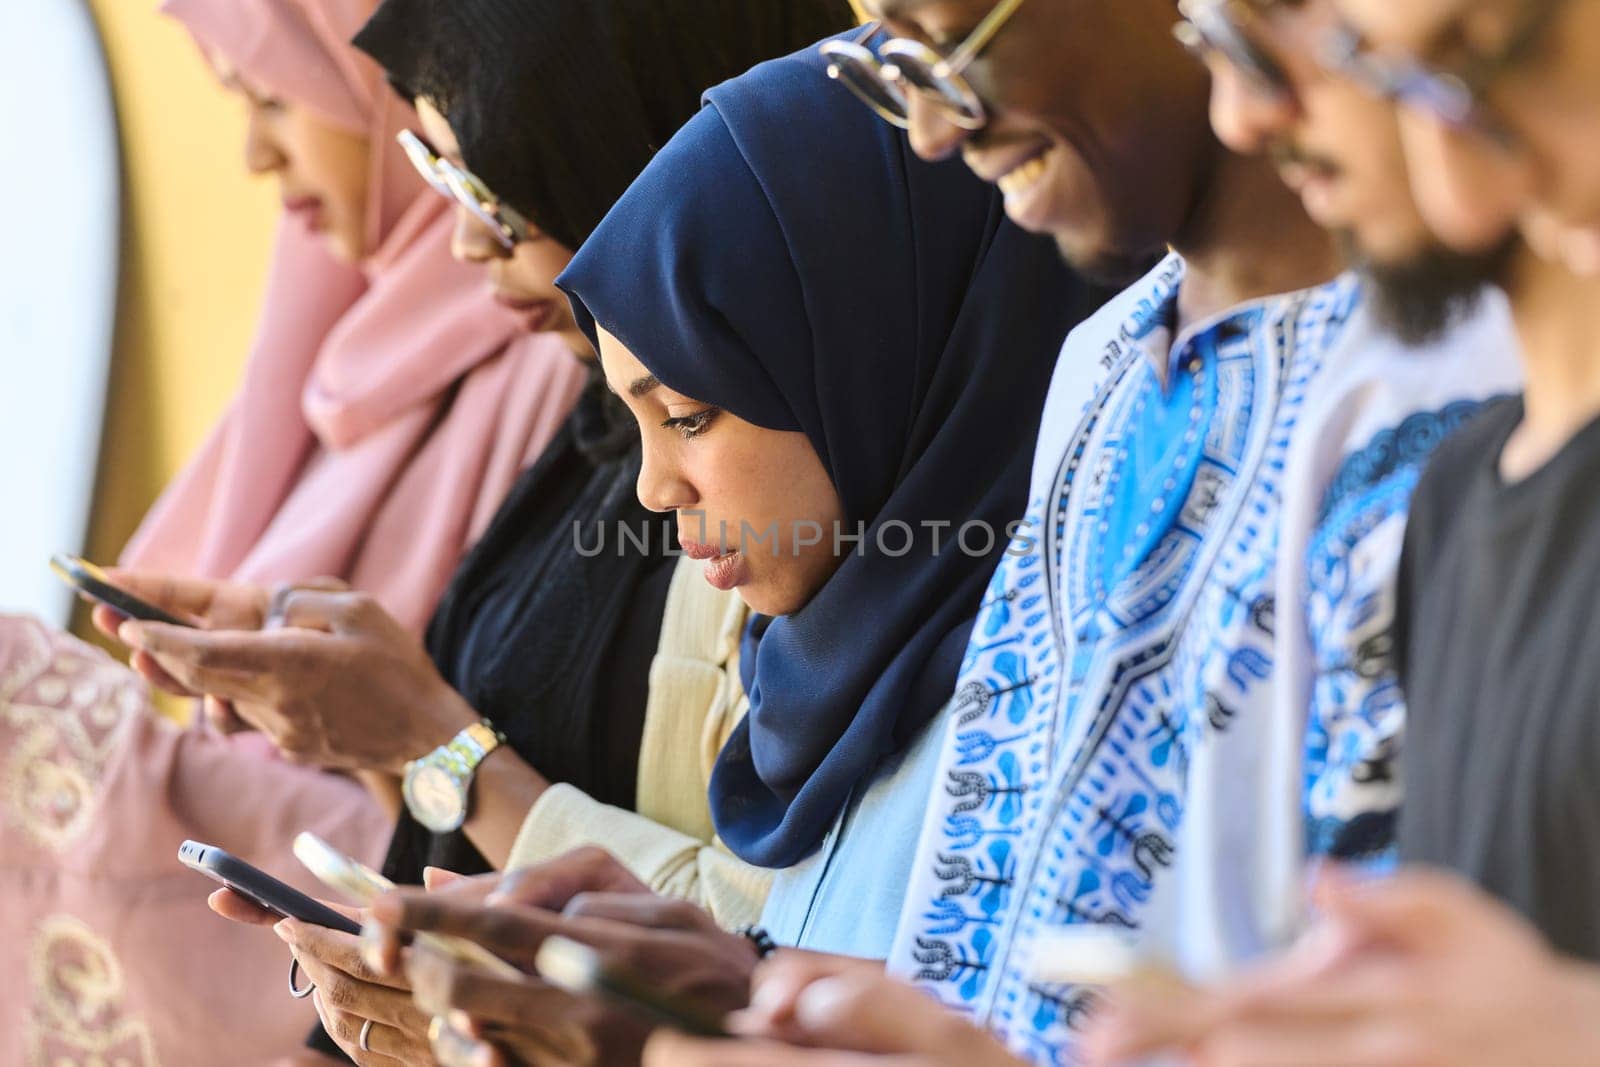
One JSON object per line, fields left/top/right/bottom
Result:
{"left": 660, "top": 408, "right": 720, "bottom": 440}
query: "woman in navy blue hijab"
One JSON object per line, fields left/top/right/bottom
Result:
{"left": 559, "top": 41, "right": 1096, "bottom": 948}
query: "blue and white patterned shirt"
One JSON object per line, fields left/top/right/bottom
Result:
{"left": 885, "top": 257, "right": 1518, "bottom": 1065}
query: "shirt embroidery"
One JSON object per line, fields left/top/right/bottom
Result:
{"left": 893, "top": 261, "right": 1359, "bottom": 1064}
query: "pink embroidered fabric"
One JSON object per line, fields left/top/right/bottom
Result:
{"left": 0, "top": 615, "right": 392, "bottom": 1064}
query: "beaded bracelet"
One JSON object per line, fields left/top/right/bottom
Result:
{"left": 736, "top": 924, "right": 779, "bottom": 958}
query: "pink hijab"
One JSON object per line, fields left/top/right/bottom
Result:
{"left": 124, "top": 0, "right": 588, "bottom": 634}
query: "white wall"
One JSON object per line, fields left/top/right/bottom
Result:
{"left": 0, "top": 0, "right": 120, "bottom": 623}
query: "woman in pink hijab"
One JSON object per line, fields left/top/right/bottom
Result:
{"left": 0, "top": 0, "right": 585, "bottom": 1062}
{"left": 124, "top": 0, "right": 587, "bottom": 632}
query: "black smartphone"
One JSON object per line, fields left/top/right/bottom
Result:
{"left": 178, "top": 839, "right": 361, "bottom": 935}
{"left": 534, "top": 935, "right": 729, "bottom": 1038}
{"left": 50, "top": 554, "right": 194, "bottom": 628}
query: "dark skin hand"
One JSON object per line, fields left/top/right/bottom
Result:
{"left": 208, "top": 888, "right": 433, "bottom": 1066}
{"left": 643, "top": 954, "right": 1024, "bottom": 1067}
{"left": 95, "top": 569, "right": 549, "bottom": 865}
{"left": 363, "top": 849, "right": 760, "bottom": 1067}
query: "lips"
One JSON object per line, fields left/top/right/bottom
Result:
{"left": 283, "top": 196, "right": 325, "bottom": 233}
{"left": 680, "top": 537, "right": 748, "bottom": 590}
{"left": 700, "top": 551, "right": 748, "bottom": 592}
{"left": 493, "top": 292, "right": 556, "bottom": 330}
{"left": 996, "top": 151, "right": 1050, "bottom": 200}
{"left": 678, "top": 539, "right": 731, "bottom": 561}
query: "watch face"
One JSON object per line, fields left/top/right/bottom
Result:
{"left": 404, "top": 763, "right": 466, "bottom": 833}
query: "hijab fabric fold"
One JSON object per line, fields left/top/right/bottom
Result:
{"left": 126, "top": 0, "right": 587, "bottom": 633}
{"left": 559, "top": 43, "right": 1092, "bottom": 867}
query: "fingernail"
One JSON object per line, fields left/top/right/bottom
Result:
{"left": 746, "top": 978, "right": 789, "bottom": 1015}
{"left": 793, "top": 976, "right": 850, "bottom": 1028}
{"left": 360, "top": 922, "right": 387, "bottom": 973}
{"left": 429, "top": 1017, "right": 484, "bottom": 1067}
{"left": 118, "top": 621, "right": 141, "bottom": 645}
{"left": 274, "top": 919, "right": 295, "bottom": 944}
{"left": 370, "top": 892, "right": 401, "bottom": 923}
{"left": 724, "top": 1008, "right": 763, "bottom": 1036}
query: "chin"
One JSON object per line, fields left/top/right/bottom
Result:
{"left": 326, "top": 229, "right": 366, "bottom": 265}
{"left": 1053, "top": 233, "right": 1162, "bottom": 287}
{"left": 736, "top": 586, "right": 804, "bottom": 618}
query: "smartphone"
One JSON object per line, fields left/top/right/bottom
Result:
{"left": 50, "top": 554, "right": 194, "bottom": 628}
{"left": 292, "top": 832, "right": 523, "bottom": 980}
{"left": 178, "top": 839, "right": 360, "bottom": 934}
{"left": 535, "top": 935, "right": 729, "bottom": 1038}
{"left": 1026, "top": 926, "right": 1183, "bottom": 989}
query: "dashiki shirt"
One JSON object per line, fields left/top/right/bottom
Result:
{"left": 886, "top": 257, "right": 1516, "bottom": 1065}
{"left": 1282, "top": 288, "right": 1518, "bottom": 869}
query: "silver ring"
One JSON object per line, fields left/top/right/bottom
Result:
{"left": 288, "top": 958, "right": 315, "bottom": 999}
{"left": 359, "top": 1019, "right": 375, "bottom": 1053}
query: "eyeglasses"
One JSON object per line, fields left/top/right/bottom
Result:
{"left": 397, "top": 129, "right": 530, "bottom": 249}
{"left": 818, "top": 0, "right": 1025, "bottom": 131}
{"left": 1172, "top": 0, "right": 1292, "bottom": 102}
{"left": 1317, "top": 0, "right": 1563, "bottom": 142}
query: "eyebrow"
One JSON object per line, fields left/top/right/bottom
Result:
{"left": 628, "top": 374, "right": 662, "bottom": 399}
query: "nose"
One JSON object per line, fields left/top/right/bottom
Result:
{"left": 243, "top": 108, "right": 286, "bottom": 175}
{"left": 1208, "top": 63, "right": 1297, "bottom": 156}
{"left": 904, "top": 90, "right": 971, "bottom": 162}
{"left": 450, "top": 204, "right": 509, "bottom": 264}
{"left": 635, "top": 442, "right": 696, "bottom": 515}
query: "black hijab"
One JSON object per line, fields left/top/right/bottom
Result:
{"left": 352, "top": 0, "right": 855, "bottom": 883}
{"left": 354, "top": 0, "right": 855, "bottom": 252}
{"left": 560, "top": 44, "right": 1100, "bottom": 868}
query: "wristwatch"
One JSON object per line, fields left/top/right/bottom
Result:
{"left": 402, "top": 720, "right": 506, "bottom": 834}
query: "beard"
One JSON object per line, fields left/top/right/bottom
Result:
{"left": 1057, "top": 239, "right": 1166, "bottom": 288}
{"left": 1344, "top": 229, "right": 1520, "bottom": 346}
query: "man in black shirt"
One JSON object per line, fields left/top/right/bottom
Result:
{"left": 1324, "top": 0, "right": 1600, "bottom": 961}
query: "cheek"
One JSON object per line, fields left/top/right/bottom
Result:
{"left": 1520, "top": 108, "right": 1600, "bottom": 226}
{"left": 292, "top": 121, "right": 371, "bottom": 238}
{"left": 510, "top": 242, "right": 574, "bottom": 288}
{"left": 1400, "top": 118, "right": 1530, "bottom": 252}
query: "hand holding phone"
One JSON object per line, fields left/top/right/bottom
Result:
{"left": 51, "top": 554, "right": 195, "bottom": 628}
{"left": 292, "top": 832, "right": 523, "bottom": 980}
{"left": 535, "top": 935, "right": 729, "bottom": 1038}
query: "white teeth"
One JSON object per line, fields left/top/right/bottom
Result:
{"left": 998, "top": 153, "right": 1049, "bottom": 198}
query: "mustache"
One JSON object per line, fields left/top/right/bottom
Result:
{"left": 1268, "top": 139, "right": 1339, "bottom": 176}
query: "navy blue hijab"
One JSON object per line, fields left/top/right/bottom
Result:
{"left": 558, "top": 43, "right": 1095, "bottom": 868}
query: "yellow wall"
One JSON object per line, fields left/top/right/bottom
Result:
{"left": 84, "top": 0, "right": 278, "bottom": 582}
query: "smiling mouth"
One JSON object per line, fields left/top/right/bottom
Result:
{"left": 997, "top": 150, "right": 1051, "bottom": 200}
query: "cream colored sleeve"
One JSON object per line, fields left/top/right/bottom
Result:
{"left": 507, "top": 783, "right": 771, "bottom": 930}
{"left": 507, "top": 557, "right": 770, "bottom": 930}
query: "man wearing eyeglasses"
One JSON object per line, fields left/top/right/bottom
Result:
{"left": 1176, "top": 0, "right": 1529, "bottom": 854}
{"left": 1067, "top": 2, "right": 1600, "bottom": 1064}
{"left": 1333, "top": 0, "right": 1600, "bottom": 272}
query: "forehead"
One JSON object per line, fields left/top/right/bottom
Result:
{"left": 1335, "top": 0, "right": 1471, "bottom": 49}
{"left": 867, "top": 0, "right": 993, "bottom": 28}
{"left": 413, "top": 98, "right": 462, "bottom": 158}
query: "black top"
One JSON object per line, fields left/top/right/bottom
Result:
{"left": 309, "top": 374, "right": 675, "bottom": 1059}
{"left": 1396, "top": 395, "right": 1600, "bottom": 960}
{"left": 382, "top": 373, "right": 676, "bottom": 882}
